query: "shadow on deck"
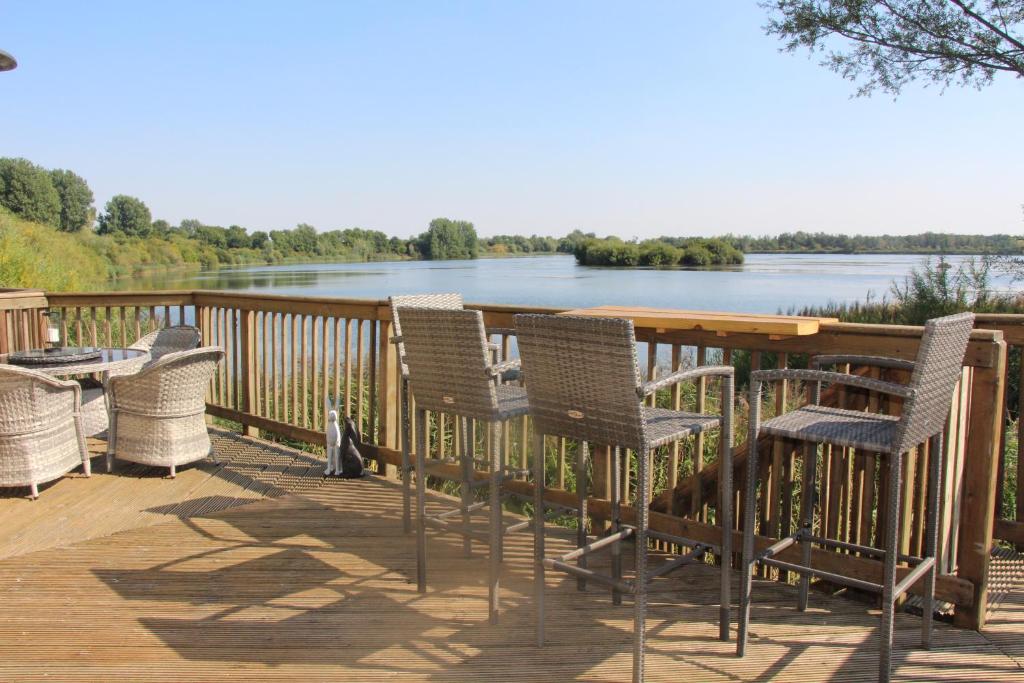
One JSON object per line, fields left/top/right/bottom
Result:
{"left": 0, "top": 431, "right": 1020, "bottom": 681}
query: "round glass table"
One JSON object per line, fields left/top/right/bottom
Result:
{"left": 0, "top": 347, "right": 150, "bottom": 376}
{"left": 0, "top": 348, "right": 151, "bottom": 437}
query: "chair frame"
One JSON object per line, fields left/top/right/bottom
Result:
{"left": 106, "top": 346, "right": 224, "bottom": 478}
{"left": 388, "top": 293, "right": 465, "bottom": 535}
{"left": 397, "top": 306, "right": 527, "bottom": 625}
{"left": 736, "top": 312, "right": 975, "bottom": 683}
{"left": 388, "top": 294, "right": 517, "bottom": 535}
{"left": 515, "top": 314, "right": 733, "bottom": 683}
{"left": 0, "top": 365, "right": 91, "bottom": 499}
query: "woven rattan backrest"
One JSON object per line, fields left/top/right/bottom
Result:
{"left": 111, "top": 347, "right": 223, "bottom": 416}
{"left": 0, "top": 366, "right": 76, "bottom": 436}
{"left": 388, "top": 293, "right": 463, "bottom": 371}
{"left": 396, "top": 307, "right": 498, "bottom": 421}
{"left": 130, "top": 325, "right": 201, "bottom": 362}
{"left": 514, "top": 314, "right": 646, "bottom": 452}
{"left": 894, "top": 312, "right": 975, "bottom": 454}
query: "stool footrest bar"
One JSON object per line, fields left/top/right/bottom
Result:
{"left": 647, "top": 529, "right": 719, "bottom": 554}
{"left": 806, "top": 534, "right": 925, "bottom": 564}
{"left": 559, "top": 528, "right": 634, "bottom": 563}
{"left": 893, "top": 557, "right": 935, "bottom": 597}
{"left": 646, "top": 545, "right": 708, "bottom": 581}
{"left": 423, "top": 516, "right": 491, "bottom": 543}
{"left": 760, "top": 557, "right": 883, "bottom": 593}
{"left": 544, "top": 558, "right": 634, "bottom": 594}
{"left": 757, "top": 533, "right": 799, "bottom": 561}
{"left": 504, "top": 519, "right": 532, "bottom": 534}
{"left": 436, "top": 500, "right": 488, "bottom": 520}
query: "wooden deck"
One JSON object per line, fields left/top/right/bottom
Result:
{"left": 0, "top": 432, "right": 1020, "bottom": 681}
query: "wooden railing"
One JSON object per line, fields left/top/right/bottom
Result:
{"left": 973, "top": 315, "right": 1024, "bottom": 552}
{"left": 2, "top": 289, "right": 1015, "bottom": 632}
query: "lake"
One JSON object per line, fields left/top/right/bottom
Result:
{"left": 112, "top": 253, "right": 1004, "bottom": 314}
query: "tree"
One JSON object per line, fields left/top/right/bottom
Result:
{"left": 151, "top": 219, "right": 172, "bottom": 237}
{"left": 0, "top": 157, "right": 60, "bottom": 226}
{"left": 97, "top": 194, "right": 152, "bottom": 236}
{"left": 49, "top": 169, "right": 94, "bottom": 232}
{"left": 418, "top": 218, "right": 478, "bottom": 260}
{"left": 762, "top": 1, "right": 1024, "bottom": 96}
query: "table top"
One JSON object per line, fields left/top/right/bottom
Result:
{"left": 559, "top": 305, "right": 837, "bottom": 337}
{"left": 0, "top": 348, "right": 150, "bottom": 376}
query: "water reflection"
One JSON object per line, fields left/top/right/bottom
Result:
{"left": 109, "top": 253, "right": 1005, "bottom": 314}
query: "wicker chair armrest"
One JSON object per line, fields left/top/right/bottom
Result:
{"left": 811, "top": 354, "right": 915, "bottom": 372}
{"left": 751, "top": 368, "right": 914, "bottom": 398}
{"left": 487, "top": 358, "right": 521, "bottom": 377}
{"left": 639, "top": 365, "right": 734, "bottom": 397}
{"left": 389, "top": 335, "right": 403, "bottom": 345}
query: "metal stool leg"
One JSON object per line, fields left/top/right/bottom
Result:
{"left": 737, "top": 392, "right": 761, "bottom": 657}
{"left": 880, "top": 451, "right": 904, "bottom": 683}
{"left": 415, "top": 407, "right": 428, "bottom": 593}
{"left": 611, "top": 446, "right": 623, "bottom": 606}
{"left": 719, "top": 384, "right": 734, "bottom": 642}
{"left": 401, "top": 378, "right": 412, "bottom": 535}
{"left": 922, "top": 432, "right": 943, "bottom": 649}
{"left": 576, "top": 441, "right": 589, "bottom": 591}
{"left": 461, "top": 416, "right": 473, "bottom": 558}
{"left": 798, "top": 441, "right": 817, "bottom": 612}
{"left": 533, "top": 429, "right": 546, "bottom": 647}
{"left": 632, "top": 447, "right": 651, "bottom": 683}
{"left": 488, "top": 420, "right": 502, "bottom": 625}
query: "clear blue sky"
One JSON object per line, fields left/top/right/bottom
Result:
{"left": 3, "top": 1, "right": 1022, "bottom": 238}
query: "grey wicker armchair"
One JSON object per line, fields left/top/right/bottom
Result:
{"left": 0, "top": 365, "right": 90, "bottom": 499}
{"left": 514, "top": 314, "right": 733, "bottom": 683}
{"left": 396, "top": 306, "right": 528, "bottom": 625}
{"left": 106, "top": 347, "right": 224, "bottom": 478}
{"left": 736, "top": 312, "right": 975, "bottom": 683}
{"left": 388, "top": 293, "right": 517, "bottom": 535}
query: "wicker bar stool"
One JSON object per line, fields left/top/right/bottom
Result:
{"left": 736, "top": 312, "right": 975, "bottom": 683}
{"left": 389, "top": 294, "right": 518, "bottom": 536}
{"left": 388, "top": 293, "right": 464, "bottom": 535}
{"left": 514, "top": 314, "right": 734, "bottom": 683}
{"left": 397, "top": 306, "right": 527, "bottom": 624}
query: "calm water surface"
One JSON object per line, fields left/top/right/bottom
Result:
{"left": 113, "top": 254, "right": 1000, "bottom": 314}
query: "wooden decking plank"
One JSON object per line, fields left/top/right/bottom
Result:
{"left": 0, "top": 431, "right": 1019, "bottom": 681}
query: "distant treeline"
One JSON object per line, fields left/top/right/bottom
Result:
{"left": 727, "top": 231, "right": 1021, "bottom": 254}
{"left": 2, "top": 156, "right": 1021, "bottom": 289}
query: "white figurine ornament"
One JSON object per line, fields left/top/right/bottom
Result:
{"left": 324, "top": 399, "right": 368, "bottom": 478}
{"left": 325, "top": 408, "right": 342, "bottom": 476}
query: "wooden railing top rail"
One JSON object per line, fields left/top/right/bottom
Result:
{"left": 38, "top": 289, "right": 1007, "bottom": 364}
{"left": 0, "top": 289, "right": 48, "bottom": 310}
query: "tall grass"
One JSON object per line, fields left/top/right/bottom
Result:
{"left": 0, "top": 208, "right": 107, "bottom": 290}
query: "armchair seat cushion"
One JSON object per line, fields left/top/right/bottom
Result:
{"left": 760, "top": 405, "right": 900, "bottom": 453}
{"left": 643, "top": 408, "right": 722, "bottom": 449}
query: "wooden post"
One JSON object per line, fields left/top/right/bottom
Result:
{"left": 953, "top": 337, "right": 1006, "bottom": 630}
{"left": 239, "top": 309, "right": 259, "bottom": 437}
{"left": 591, "top": 444, "right": 612, "bottom": 533}
{"left": 1017, "top": 354, "right": 1024, "bottom": 551}
{"left": 378, "top": 318, "right": 399, "bottom": 479}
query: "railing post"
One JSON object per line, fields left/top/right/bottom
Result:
{"left": 377, "top": 315, "right": 399, "bottom": 479}
{"left": 953, "top": 336, "right": 1006, "bottom": 630}
{"left": 239, "top": 308, "right": 258, "bottom": 437}
{"left": 591, "top": 444, "right": 612, "bottom": 533}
